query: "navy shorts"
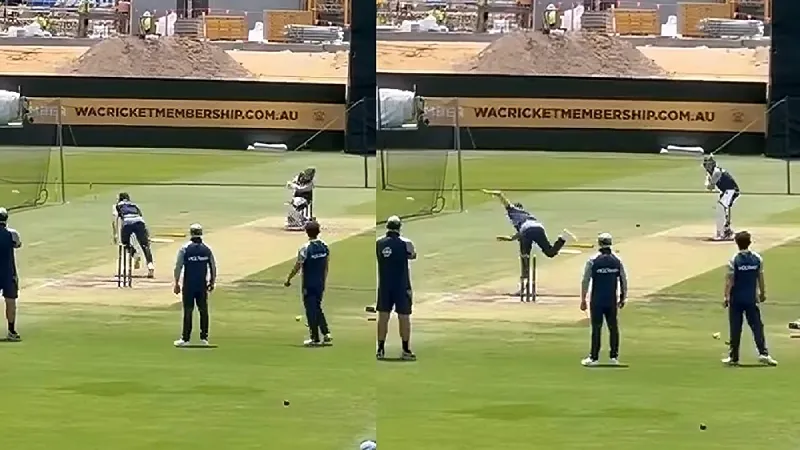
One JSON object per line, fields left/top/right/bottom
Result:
{"left": 121, "top": 221, "right": 150, "bottom": 247}
{"left": 0, "top": 277, "right": 18, "bottom": 300}
{"left": 377, "top": 288, "right": 413, "bottom": 315}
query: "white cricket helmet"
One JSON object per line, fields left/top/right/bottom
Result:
{"left": 546, "top": 3, "right": 557, "bottom": 10}
{"left": 359, "top": 440, "right": 377, "bottom": 450}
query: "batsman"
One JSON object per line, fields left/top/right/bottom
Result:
{"left": 483, "top": 189, "right": 574, "bottom": 292}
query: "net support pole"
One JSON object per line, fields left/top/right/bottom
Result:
{"left": 455, "top": 97, "right": 464, "bottom": 212}
{"left": 57, "top": 99, "right": 66, "bottom": 204}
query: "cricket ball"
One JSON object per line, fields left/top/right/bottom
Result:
{"left": 295, "top": 315, "right": 302, "bottom": 322}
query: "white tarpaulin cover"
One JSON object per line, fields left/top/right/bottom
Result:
{"left": 378, "top": 88, "right": 417, "bottom": 129}
{"left": 0, "top": 90, "right": 22, "bottom": 125}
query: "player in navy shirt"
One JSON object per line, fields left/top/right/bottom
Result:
{"left": 703, "top": 155, "right": 740, "bottom": 241}
{"left": 285, "top": 221, "right": 331, "bottom": 347}
{"left": 722, "top": 230, "right": 777, "bottom": 366}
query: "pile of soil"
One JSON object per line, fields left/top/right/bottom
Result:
{"left": 455, "top": 31, "right": 666, "bottom": 78}
{"left": 61, "top": 36, "right": 252, "bottom": 79}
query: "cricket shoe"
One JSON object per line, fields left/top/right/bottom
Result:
{"left": 758, "top": 354, "right": 778, "bottom": 366}
{"left": 147, "top": 262, "right": 155, "bottom": 279}
{"left": 401, "top": 351, "right": 417, "bottom": 361}
{"left": 609, "top": 358, "right": 621, "bottom": 366}
{"left": 376, "top": 348, "right": 385, "bottom": 361}
{"left": 6, "top": 331, "right": 21, "bottom": 342}
{"left": 581, "top": 356, "right": 598, "bottom": 367}
{"left": 322, "top": 334, "right": 333, "bottom": 346}
{"left": 303, "top": 339, "right": 322, "bottom": 347}
{"left": 721, "top": 356, "right": 739, "bottom": 366}
{"left": 200, "top": 339, "right": 210, "bottom": 346}
{"left": 173, "top": 339, "right": 190, "bottom": 347}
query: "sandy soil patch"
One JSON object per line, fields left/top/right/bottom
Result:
{"left": 21, "top": 216, "right": 373, "bottom": 307}
{"left": 415, "top": 225, "right": 800, "bottom": 324}
{"left": 638, "top": 46, "right": 768, "bottom": 82}
{"left": 0, "top": 42, "right": 769, "bottom": 82}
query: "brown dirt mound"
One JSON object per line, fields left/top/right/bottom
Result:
{"left": 456, "top": 31, "right": 666, "bottom": 77}
{"left": 61, "top": 36, "right": 252, "bottom": 79}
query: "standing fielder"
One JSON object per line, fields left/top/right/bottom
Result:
{"left": 376, "top": 216, "right": 417, "bottom": 361}
{"left": 580, "top": 233, "right": 627, "bottom": 367}
{"left": 0, "top": 208, "right": 21, "bottom": 341}
{"left": 112, "top": 192, "right": 155, "bottom": 278}
{"left": 703, "top": 155, "right": 739, "bottom": 241}
{"left": 173, "top": 223, "right": 216, "bottom": 347}
{"left": 284, "top": 220, "right": 332, "bottom": 347}
{"left": 285, "top": 167, "right": 316, "bottom": 231}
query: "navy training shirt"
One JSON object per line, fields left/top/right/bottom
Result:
{"left": 174, "top": 239, "right": 216, "bottom": 291}
{"left": 505, "top": 205, "right": 536, "bottom": 232}
{"left": 709, "top": 167, "right": 739, "bottom": 191}
{"left": 376, "top": 231, "right": 416, "bottom": 292}
{"left": 728, "top": 250, "right": 762, "bottom": 305}
{"left": 0, "top": 225, "right": 21, "bottom": 280}
{"left": 298, "top": 239, "right": 329, "bottom": 292}
{"left": 582, "top": 249, "right": 628, "bottom": 306}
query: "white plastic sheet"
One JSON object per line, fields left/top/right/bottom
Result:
{"left": 378, "top": 88, "right": 417, "bottom": 129}
{"left": 0, "top": 90, "right": 22, "bottom": 126}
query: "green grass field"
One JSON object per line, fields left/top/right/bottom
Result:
{"left": 0, "top": 146, "right": 377, "bottom": 449}
{"left": 7, "top": 147, "right": 800, "bottom": 449}
{"left": 377, "top": 151, "right": 800, "bottom": 450}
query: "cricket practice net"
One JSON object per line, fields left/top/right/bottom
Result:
{"left": 0, "top": 97, "right": 56, "bottom": 210}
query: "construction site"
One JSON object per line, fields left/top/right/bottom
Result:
{"left": 0, "top": 0, "right": 772, "bottom": 83}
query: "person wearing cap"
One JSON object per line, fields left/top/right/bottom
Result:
{"left": 0, "top": 208, "right": 21, "bottom": 341}
{"left": 112, "top": 192, "right": 155, "bottom": 278}
{"left": 284, "top": 220, "right": 331, "bottom": 346}
{"left": 580, "top": 233, "right": 627, "bottom": 367}
{"left": 376, "top": 215, "right": 417, "bottom": 361}
{"left": 173, "top": 223, "right": 216, "bottom": 347}
{"left": 723, "top": 230, "right": 777, "bottom": 366}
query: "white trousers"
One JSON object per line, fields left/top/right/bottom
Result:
{"left": 716, "top": 190, "right": 739, "bottom": 237}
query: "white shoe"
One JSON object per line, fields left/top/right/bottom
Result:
{"left": 721, "top": 356, "right": 739, "bottom": 366}
{"left": 581, "top": 356, "right": 598, "bottom": 367}
{"left": 147, "top": 262, "right": 155, "bottom": 278}
{"left": 323, "top": 334, "right": 333, "bottom": 345}
{"left": 200, "top": 339, "right": 209, "bottom": 346}
{"left": 303, "top": 339, "right": 321, "bottom": 347}
{"left": 174, "top": 339, "right": 189, "bottom": 347}
{"left": 562, "top": 228, "right": 577, "bottom": 243}
{"left": 609, "top": 358, "right": 620, "bottom": 365}
{"left": 758, "top": 354, "right": 778, "bottom": 366}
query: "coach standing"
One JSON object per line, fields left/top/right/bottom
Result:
{"left": 580, "top": 233, "right": 626, "bottom": 367}
{"left": 0, "top": 208, "right": 21, "bottom": 341}
{"left": 376, "top": 216, "right": 417, "bottom": 361}
{"left": 173, "top": 223, "right": 216, "bottom": 347}
{"left": 284, "top": 221, "right": 332, "bottom": 347}
{"left": 723, "top": 231, "right": 778, "bottom": 366}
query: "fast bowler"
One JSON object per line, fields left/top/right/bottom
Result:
{"left": 483, "top": 190, "right": 573, "bottom": 258}
{"left": 112, "top": 192, "right": 155, "bottom": 278}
